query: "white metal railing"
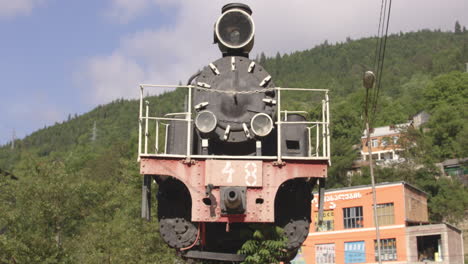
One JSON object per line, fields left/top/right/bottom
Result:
{"left": 137, "top": 84, "right": 330, "bottom": 163}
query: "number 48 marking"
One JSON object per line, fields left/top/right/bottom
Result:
{"left": 244, "top": 162, "right": 257, "bottom": 186}
{"left": 222, "top": 161, "right": 234, "bottom": 183}
{"left": 222, "top": 161, "right": 258, "bottom": 186}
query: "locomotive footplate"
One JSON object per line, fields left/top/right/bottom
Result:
{"left": 141, "top": 157, "right": 327, "bottom": 223}
{"left": 182, "top": 250, "right": 246, "bottom": 262}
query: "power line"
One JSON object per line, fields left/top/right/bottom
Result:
{"left": 372, "top": 0, "right": 393, "bottom": 123}
{"left": 369, "top": 0, "right": 393, "bottom": 124}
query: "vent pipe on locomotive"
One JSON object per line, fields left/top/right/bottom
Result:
{"left": 138, "top": 3, "right": 330, "bottom": 262}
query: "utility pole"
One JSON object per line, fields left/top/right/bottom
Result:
{"left": 91, "top": 121, "right": 97, "bottom": 142}
{"left": 363, "top": 71, "right": 382, "bottom": 264}
{"left": 11, "top": 129, "right": 16, "bottom": 150}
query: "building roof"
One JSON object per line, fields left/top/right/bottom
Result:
{"left": 361, "top": 122, "right": 411, "bottom": 138}
{"left": 407, "top": 222, "right": 462, "bottom": 233}
{"left": 441, "top": 157, "right": 468, "bottom": 167}
{"left": 318, "top": 181, "right": 428, "bottom": 197}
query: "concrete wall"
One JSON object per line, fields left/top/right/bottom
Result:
{"left": 456, "top": 216, "right": 468, "bottom": 261}
{"left": 406, "top": 224, "right": 464, "bottom": 264}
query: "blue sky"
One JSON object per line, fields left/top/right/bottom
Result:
{"left": 0, "top": 0, "right": 467, "bottom": 145}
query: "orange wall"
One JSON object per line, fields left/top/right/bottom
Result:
{"left": 302, "top": 229, "right": 407, "bottom": 263}
{"left": 302, "top": 184, "right": 410, "bottom": 263}
{"left": 361, "top": 133, "right": 402, "bottom": 153}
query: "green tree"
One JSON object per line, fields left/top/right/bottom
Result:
{"left": 238, "top": 225, "right": 288, "bottom": 264}
{"left": 423, "top": 71, "right": 468, "bottom": 159}
{"left": 455, "top": 21, "right": 462, "bottom": 34}
{"left": 259, "top": 52, "right": 266, "bottom": 65}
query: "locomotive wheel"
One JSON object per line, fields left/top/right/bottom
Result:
{"left": 274, "top": 179, "right": 314, "bottom": 251}
{"left": 160, "top": 217, "right": 198, "bottom": 248}
{"left": 282, "top": 219, "right": 310, "bottom": 250}
{"left": 156, "top": 177, "right": 198, "bottom": 249}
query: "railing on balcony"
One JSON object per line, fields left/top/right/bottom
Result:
{"left": 137, "top": 84, "right": 330, "bottom": 163}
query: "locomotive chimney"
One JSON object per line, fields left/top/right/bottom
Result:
{"left": 214, "top": 3, "right": 255, "bottom": 57}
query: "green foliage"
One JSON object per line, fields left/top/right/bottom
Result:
{"left": 0, "top": 149, "right": 176, "bottom": 263}
{"left": 1, "top": 29, "right": 467, "bottom": 262}
{"left": 423, "top": 71, "right": 468, "bottom": 159}
{"left": 238, "top": 225, "right": 288, "bottom": 264}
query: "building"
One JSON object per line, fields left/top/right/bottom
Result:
{"left": 348, "top": 112, "right": 431, "bottom": 179}
{"left": 360, "top": 123, "right": 409, "bottom": 164}
{"left": 292, "top": 182, "right": 465, "bottom": 264}
{"left": 346, "top": 123, "right": 409, "bottom": 179}
{"left": 436, "top": 158, "right": 468, "bottom": 185}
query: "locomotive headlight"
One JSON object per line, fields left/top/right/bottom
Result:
{"left": 215, "top": 8, "right": 255, "bottom": 49}
{"left": 251, "top": 113, "right": 273, "bottom": 137}
{"left": 195, "top": 110, "right": 217, "bottom": 134}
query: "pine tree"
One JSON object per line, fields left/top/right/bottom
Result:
{"left": 454, "top": 21, "right": 462, "bottom": 34}
{"left": 259, "top": 52, "right": 266, "bottom": 65}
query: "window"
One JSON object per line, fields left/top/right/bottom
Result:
{"left": 381, "top": 139, "right": 388, "bottom": 146}
{"left": 375, "top": 238, "right": 397, "bottom": 261}
{"left": 417, "top": 235, "right": 443, "bottom": 261}
{"left": 315, "top": 210, "right": 334, "bottom": 231}
{"left": 372, "top": 139, "right": 379, "bottom": 147}
{"left": 345, "top": 241, "right": 365, "bottom": 263}
{"left": 343, "top": 207, "right": 364, "bottom": 229}
{"left": 315, "top": 244, "right": 335, "bottom": 264}
{"left": 377, "top": 203, "right": 394, "bottom": 226}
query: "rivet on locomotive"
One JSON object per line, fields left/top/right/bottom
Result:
{"left": 138, "top": 3, "right": 331, "bottom": 262}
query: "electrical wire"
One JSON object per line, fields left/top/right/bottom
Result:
{"left": 369, "top": 0, "right": 393, "bottom": 125}
{"left": 371, "top": 0, "right": 393, "bottom": 124}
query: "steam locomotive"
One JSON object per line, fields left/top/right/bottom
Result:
{"left": 138, "top": 3, "right": 330, "bottom": 262}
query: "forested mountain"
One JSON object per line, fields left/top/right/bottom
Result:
{"left": 1, "top": 29, "right": 467, "bottom": 263}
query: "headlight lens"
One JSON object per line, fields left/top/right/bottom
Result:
{"left": 251, "top": 113, "right": 273, "bottom": 137}
{"left": 195, "top": 111, "right": 217, "bottom": 134}
{"left": 216, "top": 9, "right": 254, "bottom": 49}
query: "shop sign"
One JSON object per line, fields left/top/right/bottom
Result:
{"left": 315, "top": 243, "right": 335, "bottom": 264}
{"left": 344, "top": 241, "right": 366, "bottom": 263}
{"left": 313, "top": 192, "right": 363, "bottom": 209}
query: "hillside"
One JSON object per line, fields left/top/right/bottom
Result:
{"left": 0, "top": 29, "right": 467, "bottom": 262}
{"left": 1, "top": 30, "right": 467, "bottom": 164}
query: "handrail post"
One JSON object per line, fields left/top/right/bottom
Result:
{"left": 316, "top": 124, "right": 320, "bottom": 156}
{"left": 186, "top": 85, "right": 192, "bottom": 162}
{"left": 276, "top": 88, "right": 282, "bottom": 163}
{"left": 138, "top": 85, "right": 144, "bottom": 161}
{"left": 164, "top": 124, "right": 169, "bottom": 154}
{"left": 145, "top": 100, "right": 149, "bottom": 154}
{"left": 322, "top": 99, "right": 326, "bottom": 157}
{"left": 155, "top": 121, "right": 159, "bottom": 154}
{"left": 326, "top": 92, "right": 331, "bottom": 163}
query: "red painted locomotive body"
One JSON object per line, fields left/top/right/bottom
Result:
{"left": 138, "top": 3, "right": 330, "bottom": 262}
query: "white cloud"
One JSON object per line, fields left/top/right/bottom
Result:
{"left": 83, "top": 53, "right": 146, "bottom": 103}
{"left": 107, "top": 0, "right": 180, "bottom": 23}
{"left": 0, "top": 0, "right": 44, "bottom": 18}
{"left": 83, "top": 0, "right": 468, "bottom": 104}
{"left": 107, "top": 0, "right": 151, "bottom": 23}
